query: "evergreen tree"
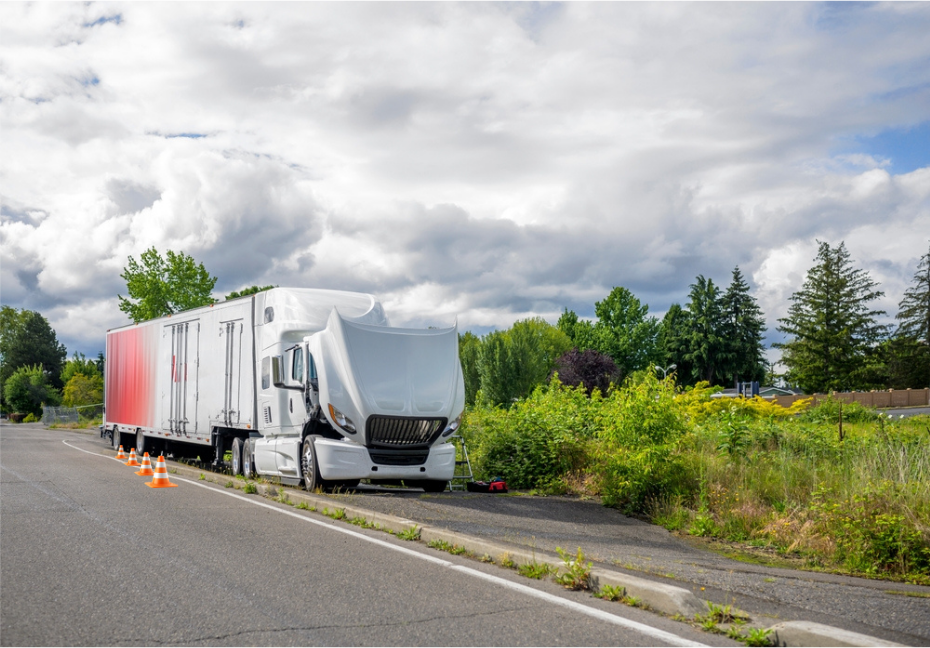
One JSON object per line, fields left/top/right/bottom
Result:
{"left": 684, "top": 275, "right": 724, "bottom": 384}
{"left": 776, "top": 241, "right": 889, "bottom": 393}
{"left": 893, "top": 243, "right": 930, "bottom": 388}
{"left": 719, "top": 267, "right": 766, "bottom": 386}
{"left": 657, "top": 303, "right": 694, "bottom": 386}
{"left": 896, "top": 243, "right": 930, "bottom": 343}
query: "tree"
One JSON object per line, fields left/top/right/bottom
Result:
{"left": 477, "top": 330, "right": 516, "bottom": 407}
{"left": 61, "top": 351, "right": 101, "bottom": 385}
{"left": 508, "top": 317, "right": 573, "bottom": 398}
{"left": 589, "top": 287, "right": 661, "bottom": 377}
{"left": 4, "top": 365, "right": 61, "bottom": 417}
{"left": 118, "top": 247, "right": 217, "bottom": 322}
{"left": 684, "top": 275, "right": 725, "bottom": 384}
{"left": 776, "top": 241, "right": 889, "bottom": 393}
{"left": 551, "top": 348, "right": 618, "bottom": 396}
{"left": 718, "top": 267, "right": 766, "bottom": 386}
{"left": 62, "top": 372, "right": 104, "bottom": 407}
{"left": 458, "top": 331, "right": 482, "bottom": 406}
{"left": 474, "top": 319, "right": 572, "bottom": 407}
{"left": 226, "top": 285, "right": 276, "bottom": 300}
{"left": 656, "top": 303, "right": 694, "bottom": 386}
{"left": 897, "top": 244, "right": 930, "bottom": 343}
{"left": 0, "top": 308, "right": 67, "bottom": 408}
{"left": 556, "top": 308, "right": 580, "bottom": 342}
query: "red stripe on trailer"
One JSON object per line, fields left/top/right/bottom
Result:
{"left": 105, "top": 325, "right": 157, "bottom": 428}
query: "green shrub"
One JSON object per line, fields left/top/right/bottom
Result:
{"left": 596, "top": 372, "right": 689, "bottom": 512}
{"left": 464, "top": 379, "right": 597, "bottom": 489}
{"left": 4, "top": 364, "right": 60, "bottom": 418}
{"left": 800, "top": 396, "right": 880, "bottom": 424}
{"left": 22, "top": 412, "right": 40, "bottom": 423}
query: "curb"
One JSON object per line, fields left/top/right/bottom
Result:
{"left": 158, "top": 458, "right": 906, "bottom": 647}
{"left": 769, "top": 621, "right": 904, "bottom": 647}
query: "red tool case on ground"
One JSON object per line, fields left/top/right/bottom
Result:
{"left": 466, "top": 478, "right": 508, "bottom": 493}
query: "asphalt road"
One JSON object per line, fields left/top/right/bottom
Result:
{"left": 334, "top": 485, "right": 930, "bottom": 646}
{"left": 882, "top": 406, "right": 930, "bottom": 418}
{"left": 0, "top": 424, "right": 726, "bottom": 647}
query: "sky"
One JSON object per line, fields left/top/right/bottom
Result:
{"left": 2, "top": 2, "right": 929, "bottom": 365}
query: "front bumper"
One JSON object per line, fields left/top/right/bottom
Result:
{"left": 314, "top": 438, "right": 456, "bottom": 481}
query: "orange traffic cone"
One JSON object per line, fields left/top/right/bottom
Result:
{"left": 124, "top": 448, "right": 141, "bottom": 467}
{"left": 135, "top": 452, "right": 154, "bottom": 476}
{"left": 116, "top": 445, "right": 127, "bottom": 460}
{"left": 145, "top": 455, "right": 178, "bottom": 488}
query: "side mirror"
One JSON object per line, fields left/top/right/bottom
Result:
{"left": 271, "top": 355, "right": 302, "bottom": 391}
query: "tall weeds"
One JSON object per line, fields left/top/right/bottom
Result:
{"left": 462, "top": 381, "right": 930, "bottom": 582}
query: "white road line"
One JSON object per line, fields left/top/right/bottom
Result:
{"left": 62, "top": 439, "right": 707, "bottom": 647}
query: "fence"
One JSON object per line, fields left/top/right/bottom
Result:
{"left": 771, "top": 388, "right": 930, "bottom": 410}
{"left": 42, "top": 404, "right": 104, "bottom": 425}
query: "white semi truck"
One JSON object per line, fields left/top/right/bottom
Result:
{"left": 104, "top": 288, "right": 465, "bottom": 492}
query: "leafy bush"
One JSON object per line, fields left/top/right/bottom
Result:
{"left": 812, "top": 482, "right": 930, "bottom": 575}
{"left": 799, "top": 396, "right": 880, "bottom": 424}
{"left": 550, "top": 349, "right": 618, "bottom": 396}
{"left": 596, "top": 372, "right": 689, "bottom": 511}
{"left": 3, "top": 364, "right": 60, "bottom": 417}
{"left": 62, "top": 373, "right": 104, "bottom": 407}
{"left": 464, "top": 379, "right": 596, "bottom": 490}
{"left": 23, "top": 412, "right": 40, "bottom": 423}
{"left": 678, "top": 381, "right": 810, "bottom": 422}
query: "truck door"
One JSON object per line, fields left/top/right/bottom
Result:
{"left": 162, "top": 320, "right": 199, "bottom": 435}
{"left": 220, "top": 319, "right": 245, "bottom": 426}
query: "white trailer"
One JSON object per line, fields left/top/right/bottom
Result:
{"left": 104, "top": 288, "right": 465, "bottom": 492}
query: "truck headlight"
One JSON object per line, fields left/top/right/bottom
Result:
{"left": 327, "top": 404, "right": 356, "bottom": 433}
{"left": 441, "top": 414, "right": 462, "bottom": 437}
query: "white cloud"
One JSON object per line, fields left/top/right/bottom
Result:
{"left": 1, "top": 2, "right": 929, "bottom": 360}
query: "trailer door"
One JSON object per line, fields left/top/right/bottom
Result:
{"left": 162, "top": 320, "right": 200, "bottom": 435}
{"left": 220, "top": 318, "right": 246, "bottom": 426}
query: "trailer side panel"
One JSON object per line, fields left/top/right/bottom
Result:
{"left": 105, "top": 324, "right": 159, "bottom": 429}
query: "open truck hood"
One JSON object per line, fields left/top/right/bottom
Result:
{"left": 314, "top": 309, "right": 465, "bottom": 445}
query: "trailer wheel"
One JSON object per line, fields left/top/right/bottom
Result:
{"left": 111, "top": 426, "right": 121, "bottom": 451}
{"left": 136, "top": 429, "right": 146, "bottom": 456}
{"left": 242, "top": 438, "right": 253, "bottom": 478}
{"left": 231, "top": 437, "right": 243, "bottom": 476}
{"left": 301, "top": 436, "right": 323, "bottom": 492}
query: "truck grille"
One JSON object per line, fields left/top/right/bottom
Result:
{"left": 367, "top": 416, "right": 446, "bottom": 447}
{"left": 369, "top": 450, "right": 429, "bottom": 466}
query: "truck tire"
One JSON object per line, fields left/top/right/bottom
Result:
{"left": 136, "top": 429, "right": 146, "bottom": 456}
{"left": 231, "top": 437, "right": 243, "bottom": 476}
{"left": 301, "top": 436, "right": 323, "bottom": 492}
{"left": 242, "top": 438, "right": 253, "bottom": 478}
{"left": 111, "top": 426, "right": 121, "bottom": 451}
